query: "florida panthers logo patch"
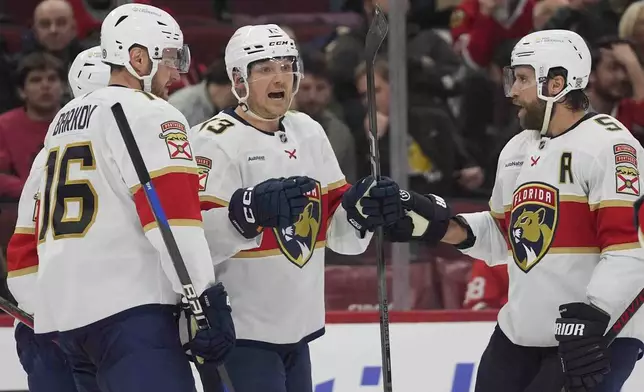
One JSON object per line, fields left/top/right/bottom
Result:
{"left": 159, "top": 121, "right": 192, "bottom": 160}
{"left": 195, "top": 156, "right": 212, "bottom": 192}
{"left": 510, "top": 182, "right": 559, "bottom": 273}
{"left": 274, "top": 181, "right": 322, "bottom": 268}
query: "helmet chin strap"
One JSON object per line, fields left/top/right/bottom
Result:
{"left": 124, "top": 60, "right": 159, "bottom": 93}
{"left": 540, "top": 99, "right": 554, "bottom": 136}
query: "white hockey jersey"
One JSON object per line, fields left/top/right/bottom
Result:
{"left": 460, "top": 113, "right": 644, "bottom": 347}
{"left": 6, "top": 149, "right": 46, "bottom": 316}
{"left": 192, "top": 108, "right": 372, "bottom": 346}
{"left": 27, "top": 86, "right": 215, "bottom": 333}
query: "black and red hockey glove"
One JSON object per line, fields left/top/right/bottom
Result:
{"left": 555, "top": 302, "right": 611, "bottom": 392}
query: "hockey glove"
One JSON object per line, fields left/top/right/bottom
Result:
{"left": 229, "top": 176, "right": 317, "bottom": 239}
{"left": 555, "top": 302, "right": 611, "bottom": 392}
{"left": 342, "top": 175, "right": 403, "bottom": 233}
{"left": 184, "top": 283, "right": 236, "bottom": 364}
{"left": 384, "top": 190, "right": 452, "bottom": 245}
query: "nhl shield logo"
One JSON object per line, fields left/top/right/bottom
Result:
{"left": 159, "top": 121, "right": 192, "bottom": 160}
{"left": 196, "top": 156, "right": 212, "bottom": 192}
{"left": 274, "top": 181, "right": 322, "bottom": 268}
{"left": 510, "top": 182, "right": 559, "bottom": 273}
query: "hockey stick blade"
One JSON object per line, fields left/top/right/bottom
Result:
{"left": 364, "top": 6, "right": 393, "bottom": 392}
{"left": 364, "top": 6, "right": 388, "bottom": 63}
{"left": 560, "top": 287, "right": 644, "bottom": 392}
{"left": 0, "top": 296, "right": 34, "bottom": 329}
{"left": 110, "top": 103, "right": 235, "bottom": 392}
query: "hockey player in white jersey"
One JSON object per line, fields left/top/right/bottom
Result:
{"left": 13, "top": 4, "right": 235, "bottom": 391}
{"left": 188, "top": 24, "right": 403, "bottom": 392}
{"left": 386, "top": 29, "right": 644, "bottom": 392}
{"left": 6, "top": 45, "right": 109, "bottom": 392}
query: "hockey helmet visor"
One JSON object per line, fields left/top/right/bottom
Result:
{"left": 156, "top": 45, "right": 191, "bottom": 73}
{"left": 502, "top": 65, "right": 537, "bottom": 98}
{"left": 247, "top": 56, "right": 302, "bottom": 84}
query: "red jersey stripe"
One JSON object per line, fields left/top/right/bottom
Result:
{"left": 6, "top": 232, "right": 39, "bottom": 276}
{"left": 327, "top": 182, "right": 349, "bottom": 219}
{"left": 594, "top": 205, "right": 639, "bottom": 251}
{"left": 133, "top": 172, "right": 202, "bottom": 229}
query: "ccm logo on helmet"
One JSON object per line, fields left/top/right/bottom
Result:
{"left": 269, "top": 41, "right": 289, "bottom": 46}
{"left": 555, "top": 322, "right": 585, "bottom": 336}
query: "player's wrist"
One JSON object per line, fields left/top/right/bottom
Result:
{"left": 446, "top": 216, "right": 476, "bottom": 249}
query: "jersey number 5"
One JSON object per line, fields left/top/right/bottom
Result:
{"left": 38, "top": 142, "right": 98, "bottom": 242}
{"left": 594, "top": 115, "right": 623, "bottom": 131}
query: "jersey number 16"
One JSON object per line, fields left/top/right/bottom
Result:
{"left": 38, "top": 142, "right": 98, "bottom": 242}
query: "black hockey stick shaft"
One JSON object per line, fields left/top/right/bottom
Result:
{"left": 0, "top": 296, "right": 34, "bottom": 328}
{"left": 111, "top": 103, "right": 235, "bottom": 392}
{"left": 560, "top": 287, "right": 644, "bottom": 392}
{"left": 364, "top": 7, "right": 392, "bottom": 392}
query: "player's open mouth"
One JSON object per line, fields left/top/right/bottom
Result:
{"left": 268, "top": 92, "right": 285, "bottom": 99}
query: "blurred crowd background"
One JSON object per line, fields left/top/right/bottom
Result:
{"left": 2, "top": 0, "right": 643, "bottom": 315}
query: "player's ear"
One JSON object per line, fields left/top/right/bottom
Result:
{"left": 128, "top": 46, "right": 150, "bottom": 76}
{"left": 548, "top": 75, "right": 565, "bottom": 97}
{"left": 232, "top": 68, "right": 247, "bottom": 96}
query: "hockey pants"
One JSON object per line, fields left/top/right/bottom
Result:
{"left": 198, "top": 340, "right": 313, "bottom": 392}
{"left": 474, "top": 324, "right": 643, "bottom": 392}
{"left": 55, "top": 304, "right": 197, "bottom": 392}
{"left": 15, "top": 322, "right": 95, "bottom": 392}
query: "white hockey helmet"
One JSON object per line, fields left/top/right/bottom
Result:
{"left": 224, "top": 24, "right": 301, "bottom": 114}
{"left": 100, "top": 3, "right": 190, "bottom": 93}
{"left": 503, "top": 29, "right": 591, "bottom": 134}
{"left": 68, "top": 46, "right": 110, "bottom": 98}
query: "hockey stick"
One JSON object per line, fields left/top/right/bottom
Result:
{"left": 0, "top": 296, "right": 33, "bottom": 328}
{"left": 560, "top": 287, "right": 644, "bottom": 392}
{"left": 364, "top": 6, "right": 393, "bottom": 392}
{"left": 111, "top": 103, "right": 235, "bottom": 392}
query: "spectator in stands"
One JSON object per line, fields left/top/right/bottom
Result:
{"left": 354, "top": 57, "right": 484, "bottom": 197}
{"left": 295, "top": 50, "right": 357, "bottom": 183}
{"left": 326, "top": 0, "right": 463, "bottom": 103}
{"left": 168, "top": 58, "right": 236, "bottom": 127}
{"left": 541, "top": 0, "right": 622, "bottom": 46}
{"left": 21, "top": 0, "right": 86, "bottom": 70}
{"left": 463, "top": 259, "right": 509, "bottom": 310}
{"left": 450, "top": 0, "right": 535, "bottom": 69}
{"left": 586, "top": 37, "right": 644, "bottom": 144}
{"left": 0, "top": 53, "right": 64, "bottom": 200}
{"left": 0, "top": 36, "right": 20, "bottom": 113}
{"left": 458, "top": 39, "right": 521, "bottom": 190}
{"left": 619, "top": 1, "right": 644, "bottom": 59}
